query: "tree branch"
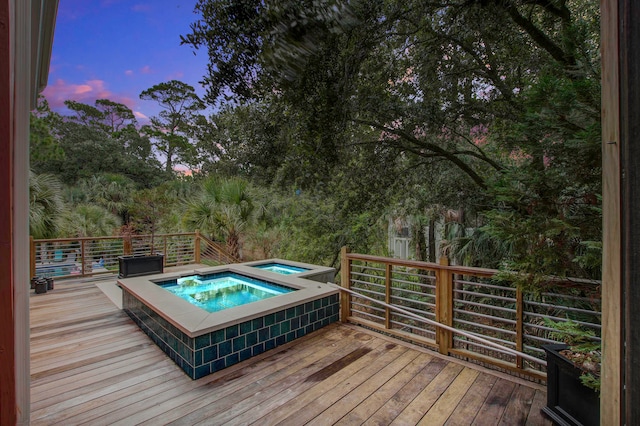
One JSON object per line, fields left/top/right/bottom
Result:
{"left": 353, "top": 118, "right": 489, "bottom": 189}
{"left": 502, "top": 1, "right": 576, "bottom": 68}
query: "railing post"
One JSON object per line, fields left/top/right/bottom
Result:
{"left": 436, "top": 256, "right": 453, "bottom": 355}
{"left": 163, "top": 236, "right": 167, "bottom": 266}
{"left": 123, "top": 234, "right": 132, "bottom": 255}
{"left": 385, "top": 263, "right": 392, "bottom": 329}
{"left": 194, "top": 230, "right": 201, "bottom": 264}
{"left": 30, "top": 236, "right": 36, "bottom": 279}
{"left": 341, "top": 246, "right": 351, "bottom": 323}
{"left": 80, "top": 239, "right": 86, "bottom": 276}
{"left": 516, "top": 287, "right": 524, "bottom": 369}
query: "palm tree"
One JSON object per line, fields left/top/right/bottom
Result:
{"left": 29, "top": 171, "right": 65, "bottom": 239}
{"left": 182, "top": 176, "right": 254, "bottom": 260}
{"left": 77, "top": 173, "right": 135, "bottom": 223}
{"left": 58, "top": 204, "right": 121, "bottom": 238}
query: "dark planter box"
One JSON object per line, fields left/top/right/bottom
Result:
{"left": 34, "top": 280, "right": 47, "bottom": 294}
{"left": 118, "top": 254, "right": 164, "bottom": 278}
{"left": 543, "top": 344, "right": 600, "bottom": 426}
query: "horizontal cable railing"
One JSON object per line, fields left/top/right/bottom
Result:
{"left": 339, "top": 247, "right": 601, "bottom": 381}
{"left": 198, "top": 234, "right": 242, "bottom": 265}
{"left": 30, "top": 231, "right": 240, "bottom": 280}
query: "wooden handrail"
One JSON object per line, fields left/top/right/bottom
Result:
{"left": 31, "top": 232, "right": 197, "bottom": 244}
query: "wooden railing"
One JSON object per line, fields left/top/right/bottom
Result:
{"left": 30, "top": 231, "right": 238, "bottom": 280}
{"left": 340, "top": 247, "right": 601, "bottom": 381}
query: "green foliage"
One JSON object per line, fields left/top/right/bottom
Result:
{"left": 29, "top": 172, "right": 65, "bottom": 239}
{"left": 58, "top": 204, "right": 121, "bottom": 238}
{"left": 34, "top": 98, "right": 167, "bottom": 187}
{"left": 29, "top": 0, "right": 602, "bottom": 303}
{"left": 546, "top": 319, "right": 601, "bottom": 392}
{"left": 75, "top": 173, "right": 136, "bottom": 223}
{"left": 182, "top": 176, "right": 254, "bottom": 259}
{"left": 129, "top": 188, "right": 171, "bottom": 237}
{"left": 30, "top": 98, "right": 64, "bottom": 170}
{"left": 184, "top": 0, "right": 601, "bottom": 284}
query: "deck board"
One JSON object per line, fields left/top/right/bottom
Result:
{"left": 30, "top": 276, "right": 552, "bottom": 425}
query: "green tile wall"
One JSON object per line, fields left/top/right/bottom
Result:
{"left": 123, "top": 289, "right": 339, "bottom": 379}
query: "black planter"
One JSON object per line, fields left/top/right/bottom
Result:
{"left": 34, "top": 280, "right": 47, "bottom": 294}
{"left": 543, "top": 344, "right": 600, "bottom": 426}
{"left": 118, "top": 254, "right": 164, "bottom": 278}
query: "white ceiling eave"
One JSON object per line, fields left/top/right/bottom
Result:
{"left": 30, "top": 0, "right": 58, "bottom": 109}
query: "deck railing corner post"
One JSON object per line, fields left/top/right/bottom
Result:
{"left": 516, "top": 286, "right": 524, "bottom": 369}
{"left": 340, "top": 246, "right": 351, "bottom": 323}
{"left": 194, "top": 230, "right": 201, "bottom": 264}
{"left": 123, "top": 234, "right": 132, "bottom": 255}
{"left": 436, "top": 256, "right": 453, "bottom": 355}
{"left": 385, "top": 263, "right": 392, "bottom": 329}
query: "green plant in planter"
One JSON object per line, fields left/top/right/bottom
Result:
{"left": 546, "top": 319, "right": 601, "bottom": 392}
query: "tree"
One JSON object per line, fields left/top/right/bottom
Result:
{"left": 77, "top": 173, "right": 136, "bottom": 224}
{"left": 182, "top": 176, "right": 254, "bottom": 259}
{"left": 140, "top": 80, "right": 205, "bottom": 173}
{"left": 30, "top": 97, "right": 64, "bottom": 174}
{"left": 128, "top": 188, "right": 174, "bottom": 252}
{"left": 196, "top": 97, "right": 296, "bottom": 185}
{"left": 38, "top": 98, "right": 167, "bottom": 186}
{"left": 185, "top": 0, "right": 602, "bottom": 281}
{"left": 29, "top": 172, "right": 65, "bottom": 239}
{"left": 58, "top": 204, "right": 121, "bottom": 238}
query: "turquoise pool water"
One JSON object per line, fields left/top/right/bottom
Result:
{"left": 253, "top": 263, "right": 309, "bottom": 275}
{"left": 158, "top": 273, "right": 295, "bottom": 313}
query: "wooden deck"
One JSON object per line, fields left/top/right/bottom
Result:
{"left": 29, "top": 276, "right": 551, "bottom": 425}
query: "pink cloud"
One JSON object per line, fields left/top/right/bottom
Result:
{"left": 125, "top": 69, "right": 134, "bottom": 76}
{"left": 132, "top": 4, "right": 152, "bottom": 12}
{"left": 101, "top": 0, "right": 124, "bottom": 6}
{"left": 134, "top": 111, "right": 148, "bottom": 120}
{"left": 140, "top": 65, "right": 153, "bottom": 74}
{"left": 167, "top": 71, "right": 184, "bottom": 80}
{"left": 43, "top": 78, "right": 137, "bottom": 111}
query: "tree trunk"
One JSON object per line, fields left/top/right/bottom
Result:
{"left": 428, "top": 219, "right": 436, "bottom": 263}
{"left": 413, "top": 221, "right": 427, "bottom": 262}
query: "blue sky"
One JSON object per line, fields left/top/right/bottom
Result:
{"left": 44, "top": 0, "right": 210, "bottom": 121}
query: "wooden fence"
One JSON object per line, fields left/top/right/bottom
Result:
{"left": 30, "top": 231, "right": 238, "bottom": 279}
{"left": 340, "top": 247, "right": 601, "bottom": 381}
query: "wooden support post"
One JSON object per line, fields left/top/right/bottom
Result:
{"left": 618, "top": 1, "right": 640, "bottom": 422}
{"left": 194, "top": 230, "right": 201, "bottom": 264}
{"left": 163, "top": 236, "right": 167, "bottom": 266}
{"left": 340, "top": 246, "right": 351, "bottom": 322}
{"left": 601, "top": 0, "right": 622, "bottom": 424}
{"left": 0, "top": 6, "right": 15, "bottom": 419}
{"left": 30, "top": 236, "right": 36, "bottom": 279}
{"left": 436, "top": 256, "right": 453, "bottom": 355}
{"left": 385, "top": 263, "right": 392, "bottom": 329}
{"left": 123, "top": 234, "right": 132, "bottom": 255}
{"left": 80, "top": 240, "right": 86, "bottom": 275}
{"left": 516, "top": 288, "right": 524, "bottom": 369}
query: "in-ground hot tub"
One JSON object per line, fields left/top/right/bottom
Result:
{"left": 244, "top": 258, "right": 336, "bottom": 283}
{"left": 119, "top": 259, "right": 338, "bottom": 379}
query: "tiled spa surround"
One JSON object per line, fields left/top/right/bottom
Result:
{"left": 119, "top": 260, "right": 339, "bottom": 379}
{"left": 123, "top": 291, "right": 339, "bottom": 379}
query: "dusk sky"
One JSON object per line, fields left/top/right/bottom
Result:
{"left": 44, "top": 0, "right": 211, "bottom": 121}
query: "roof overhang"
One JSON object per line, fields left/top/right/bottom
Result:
{"left": 30, "top": 0, "right": 58, "bottom": 109}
